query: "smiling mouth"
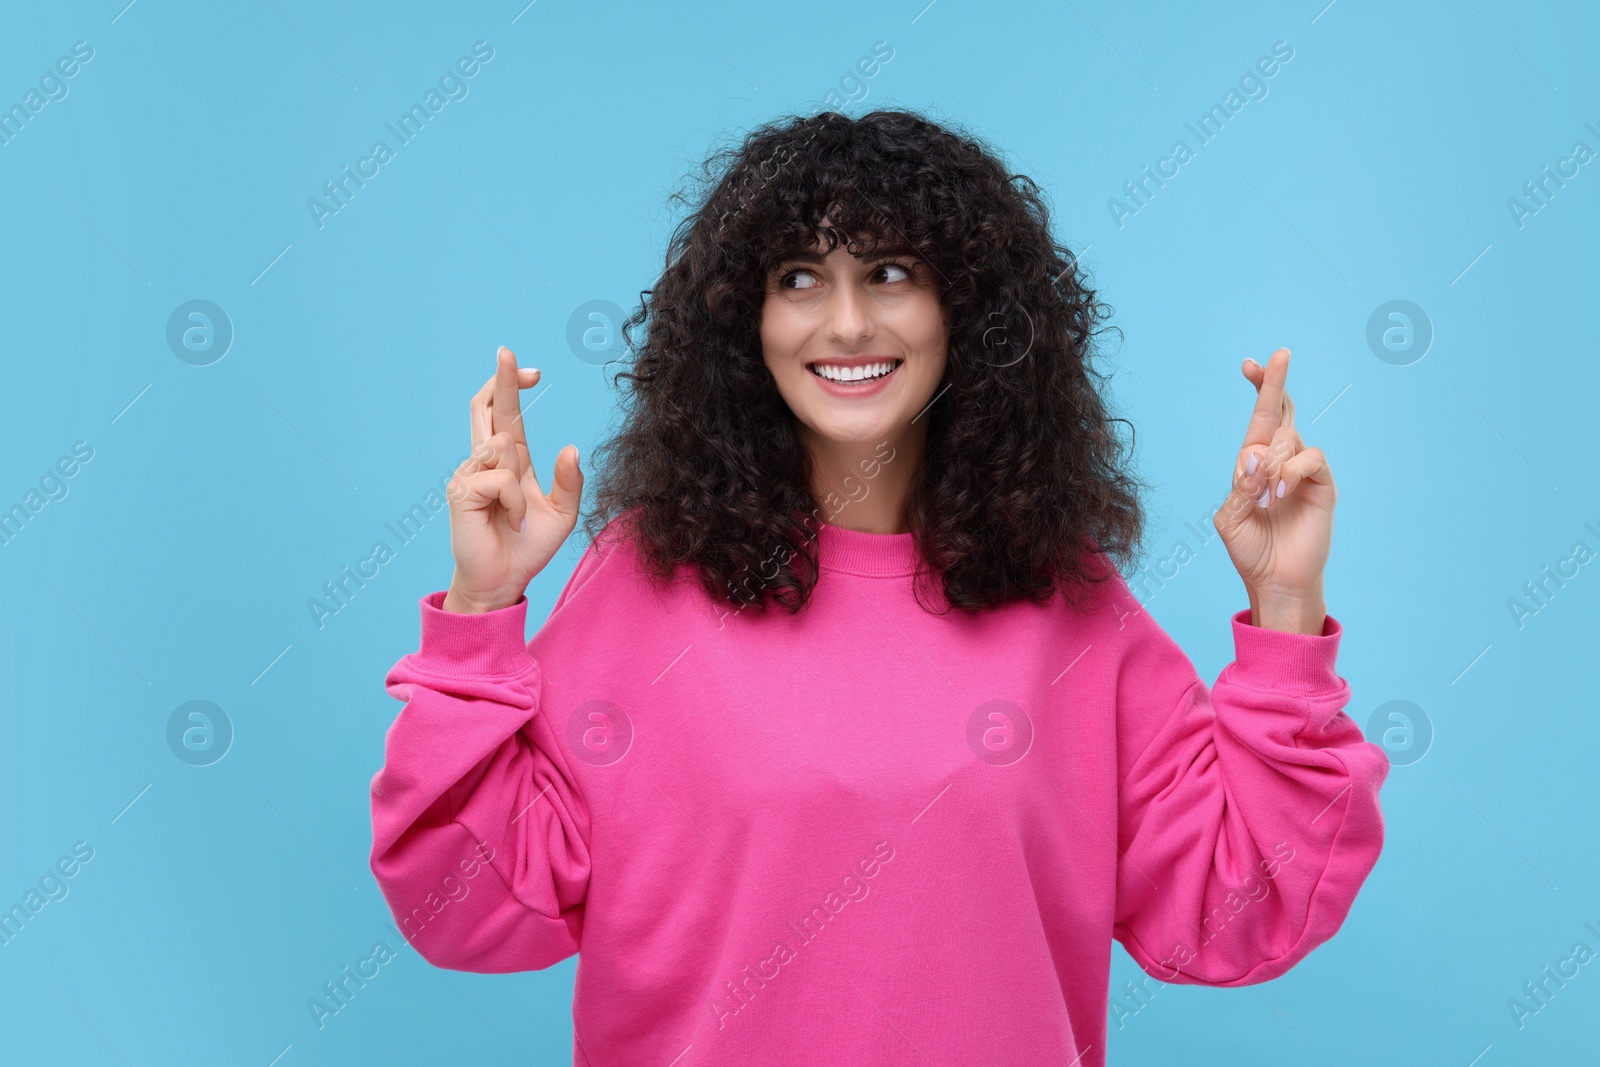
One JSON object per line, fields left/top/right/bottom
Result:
{"left": 807, "top": 359, "right": 903, "bottom": 384}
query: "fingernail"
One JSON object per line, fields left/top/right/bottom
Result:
{"left": 1276, "top": 478, "right": 1286, "bottom": 498}
{"left": 519, "top": 518, "right": 526, "bottom": 534}
{"left": 1256, "top": 488, "right": 1271, "bottom": 508}
{"left": 1246, "top": 451, "right": 1259, "bottom": 476}
{"left": 1245, "top": 358, "right": 1260, "bottom": 369}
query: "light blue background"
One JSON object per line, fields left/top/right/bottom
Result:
{"left": 2, "top": 1, "right": 1595, "bottom": 1064}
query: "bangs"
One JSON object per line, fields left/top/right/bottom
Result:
{"left": 757, "top": 204, "right": 924, "bottom": 280}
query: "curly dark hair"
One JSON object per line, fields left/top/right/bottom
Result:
{"left": 580, "top": 106, "right": 1147, "bottom": 616}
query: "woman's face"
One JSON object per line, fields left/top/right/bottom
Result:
{"left": 759, "top": 234, "right": 948, "bottom": 451}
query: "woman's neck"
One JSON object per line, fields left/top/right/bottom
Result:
{"left": 800, "top": 421, "right": 927, "bottom": 535}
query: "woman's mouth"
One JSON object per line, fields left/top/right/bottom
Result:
{"left": 806, "top": 358, "right": 903, "bottom": 397}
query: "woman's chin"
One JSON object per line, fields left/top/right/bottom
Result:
{"left": 802, "top": 414, "right": 901, "bottom": 448}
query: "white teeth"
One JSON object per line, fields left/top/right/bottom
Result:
{"left": 811, "top": 361, "right": 896, "bottom": 383}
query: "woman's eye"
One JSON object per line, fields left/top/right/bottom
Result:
{"left": 877, "top": 262, "right": 913, "bottom": 283}
{"left": 781, "top": 269, "right": 819, "bottom": 290}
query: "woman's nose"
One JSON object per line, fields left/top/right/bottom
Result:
{"left": 826, "top": 280, "right": 873, "bottom": 344}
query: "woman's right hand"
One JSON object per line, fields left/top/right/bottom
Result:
{"left": 442, "top": 346, "right": 583, "bottom": 614}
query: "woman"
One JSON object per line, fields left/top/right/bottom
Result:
{"left": 369, "top": 108, "right": 1387, "bottom": 1066}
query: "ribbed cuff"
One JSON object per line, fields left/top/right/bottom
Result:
{"left": 1228, "top": 607, "right": 1343, "bottom": 694}
{"left": 415, "top": 590, "right": 535, "bottom": 677}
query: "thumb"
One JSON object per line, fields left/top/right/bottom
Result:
{"left": 546, "top": 444, "right": 584, "bottom": 519}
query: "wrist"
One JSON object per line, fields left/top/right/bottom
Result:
{"left": 1246, "top": 583, "right": 1326, "bottom": 635}
{"left": 442, "top": 583, "right": 524, "bottom": 615}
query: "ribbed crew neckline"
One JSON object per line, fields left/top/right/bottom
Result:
{"left": 815, "top": 518, "right": 920, "bottom": 577}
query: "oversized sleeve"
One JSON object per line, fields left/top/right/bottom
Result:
{"left": 369, "top": 589, "right": 591, "bottom": 972}
{"left": 1110, "top": 599, "right": 1388, "bottom": 986}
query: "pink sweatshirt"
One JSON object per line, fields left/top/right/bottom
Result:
{"left": 370, "top": 517, "right": 1388, "bottom": 1066}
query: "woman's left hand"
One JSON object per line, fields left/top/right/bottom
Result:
{"left": 1213, "top": 348, "right": 1335, "bottom": 635}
